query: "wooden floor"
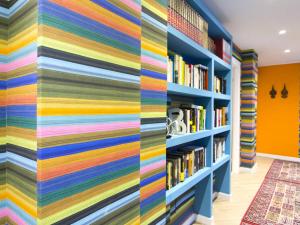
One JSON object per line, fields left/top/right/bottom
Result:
{"left": 194, "top": 156, "right": 274, "bottom": 225}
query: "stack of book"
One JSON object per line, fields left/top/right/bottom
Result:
{"left": 214, "top": 107, "right": 228, "bottom": 127}
{"left": 213, "top": 137, "right": 226, "bottom": 163}
{"left": 168, "top": 0, "right": 208, "bottom": 48}
{"left": 214, "top": 75, "right": 226, "bottom": 94}
{"left": 167, "top": 54, "right": 209, "bottom": 90}
{"left": 215, "top": 38, "right": 231, "bottom": 64}
{"left": 167, "top": 146, "right": 206, "bottom": 190}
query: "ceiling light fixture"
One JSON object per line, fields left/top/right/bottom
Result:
{"left": 284, "top": 49, "right": 291, "bottom": 53}
{"left": 279, "top": 30, "right": 287, "bottom": 35}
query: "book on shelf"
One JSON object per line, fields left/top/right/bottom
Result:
{"left": 215, "top": 38, "right": 231, "bottom": 64}
{"left": 214, "top": 107, "right": 228, "bottom": 127}
{"left": 214, "top": 75, "right": 226, "bottom": 94}
{"left": 167, "top": 103, "right": 206, "bottom": 136}
{"left": 213, "top": 137, "right": 226, "bottom": 163}
{"left": 168, "top": 0, "right": 208, "bottom": 48}
{"left": 167, "top": 54, "right": 208, "bottom": 90}
{"left": 208, "top": 36, "right": 216, "bottom": 54}
{"left": 167, "top": 146, "right": 206, "bottom": 190}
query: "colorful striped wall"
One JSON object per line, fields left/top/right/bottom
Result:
{"left": 240, "top": 50, "right": 258, "bottom": 168}
{"left": 37, "top": 0, "right": 142, "bottom": 224}
{"left": 1, "top": 0, "right": 169, "bottom": 224}
{"left": 140, "top": 0, "right": 167, "bottom": 224}
{"left": 0, "top": 0, "right": 38, "bottom": 224}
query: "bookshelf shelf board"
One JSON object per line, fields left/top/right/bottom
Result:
{"left": 168, "top": 25, "right": 212, "bottom": 60}
{"left": 213, "top": 125, "right": 230, "bottom": 135}
{"left": 166, "top": 167, "right": 211, "bottom": 205}
{"left": 213, "top": 92, "right": 231, "bottom": 101}
{"left": 167, "top": 130, "right": 211, "bottom": 148}
{"left": 168, "top": 83, "right": 212, "bottom": 98}
{"left": 212, "top": 154, "right": 230, "bottom": 171}
{"left": 214, "top": 57, "right": 231, "bottom": 72}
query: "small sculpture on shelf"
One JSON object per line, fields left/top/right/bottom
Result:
{"left": 269, "top": 85, "right": 277, "bottom": 99}
{"left": 166, "top": 108, "right": 187, "bottom": 138}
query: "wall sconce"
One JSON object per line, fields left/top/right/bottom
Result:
{"left": 281, "top": 84, "right": 288, "bottom": 98}
{"left": 269, "top": 85, "right": 277, "bottom": 99}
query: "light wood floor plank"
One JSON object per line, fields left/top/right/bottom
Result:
{"left": 194, "top": 156, "right": 273, "bottom": 225}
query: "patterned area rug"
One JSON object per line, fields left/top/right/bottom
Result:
{"left": 241, "top": 160, "right": 300, "bottom": 225}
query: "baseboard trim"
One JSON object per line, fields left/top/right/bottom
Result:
{"left": 217, "top": 192, "right": 231, "bottom": 201}
{"left": 257, "top": 153, "right": 300, "bottom": 163}
{"left": 239, "top": 163, "right": 257, "bottom": 173}
{"left": 196, "top": 214, "right": 214, "bottom": 225}
{"left": 183, "top": 213, "right": 196, "bottom": 225}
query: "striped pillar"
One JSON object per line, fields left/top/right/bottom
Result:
{"left": 37, "top": 0, "right": 142, "bottom": 224}
{"left": 140, "top": 1, "right": 168, "bottom": 224}
{"left": 0, "top": 0, "right": 38, "bottom": 224}
{"left": 240, "top": 50, "right": 258, "bottom": 168}
{"left": 1, "top": 0, "right": 169, "bottom": 224}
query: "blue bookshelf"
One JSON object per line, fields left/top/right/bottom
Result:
{"left": 166, "top": 1, "right": 232, "bottom": 224}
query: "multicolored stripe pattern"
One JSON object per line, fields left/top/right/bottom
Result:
{"left": 232, "top": 43, "right": 242, "bottom": 62}
{"left": 166, "top": 189, "right": 195, "bottom": 225}
{"left": 240, "top": 50, "right": 258, "bottom": 168}
{"left": 140, "top": 0, "right": 167, "bottom": 224}
{"left": 0, "top": 0, "right": 38, "bottom": 224}
{"left": 37, "top": 0, "right": 141, "bottom": 224}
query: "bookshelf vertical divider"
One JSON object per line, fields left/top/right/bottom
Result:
{"left": 166, "top": 1, "right": 232, "bottom": 223}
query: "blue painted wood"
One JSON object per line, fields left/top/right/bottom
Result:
{"left": 166, "top": 167, "right": 211, "bottom": 205}
{"left": 194, "top": 174, "right": 213, "bottom": 217}
{"left": 213, "top": 92, "right": 231, "bottom": 101}
{"left": 214, "top": 57, "right": 231, "bottom": 72}
{"left": 165, "top": 0, "right": 232, "bottom": 222}
{"left": 166, "top": 130, "right": 211, "bottom": 148}
{"left": 213, "top": 125, "right": 230, "bottom": 135}
{"left": 212, "top": 154, "right": 230, "bottom": 171}
{"left": 214, "top": 160, "right": 231, "bottom": 194}
{"left": 168, "top": 25, "right": 212, "bottom": 60}
{"left": 168, "top": 82, "right": 212, "bottom": 98}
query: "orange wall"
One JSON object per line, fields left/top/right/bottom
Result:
{"left": 257, "top": 63, "right": 300, "bottom": 157}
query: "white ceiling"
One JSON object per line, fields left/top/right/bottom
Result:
{"left": 202, "top": 0, "right": 300, "bottom": 66}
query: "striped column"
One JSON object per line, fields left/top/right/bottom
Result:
{"left": 0, "top": 0, "right": 38, "bottom": 224}
{"left": 140, "top": 0, "right": 168, "bottom": 224}
{"left": 240, "top": 50, "right": 258, "bottom": 168}
{"left": 37, "top": 0, "right": 142, "bottom": 224}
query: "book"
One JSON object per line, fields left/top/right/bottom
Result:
{"left": 168, "top": 0, "right": 208, "bottom": 47}
{"left": 213, "top": 137, "right": 226, "bottom": 163}
{"left": 214, "top": 107, "right": 228, "bottom": 127}
{"left": 166, "top": 146, "right": 206, "bottom": 190}
{"left": 215, "top": 38, "right": 231, "bottom": 64}
{"left": 167, "top": 54, "right": 209, "bottom": 90}
{"left": 214, "top": 75, "right": 226, "bottom": 94}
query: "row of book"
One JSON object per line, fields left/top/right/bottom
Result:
{"left": 167, "top": 146, "right": 206, "bottom": 190}
{"left": 213, "top": 137, "right": 226, "bottom": 163}
{"left": 167, "top": 104, "right": 206, "bottom": 136}
{"left": 167, "top": 54, "right": 209, "bottom": 90}
{"left": 168, "top": 0, "right": 208, "bottom": 48}
{"left": 214, "top": 107, "right": 228, "bottom": 127}
{"left": 214, "top": 75, "right": 227, "bottom": 94}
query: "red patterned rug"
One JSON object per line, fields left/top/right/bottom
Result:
{"left": 241, "top": 160, "right": 300, "bottom": 225}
